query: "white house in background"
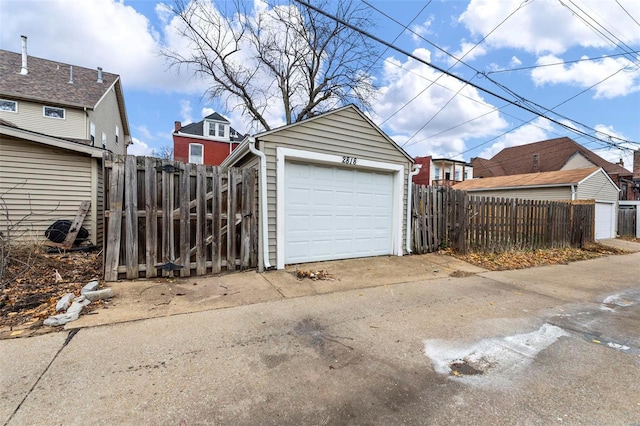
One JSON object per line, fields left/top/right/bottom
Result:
{"left": 0, "top": 36, "right": 132, "bottom": 246}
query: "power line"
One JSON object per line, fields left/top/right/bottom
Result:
{"left": 487, "top": 51, "right": 640, "bottom": 74}
{"left": 293, "top": 0, "right": 639, "bottom": 149}
{"left": 560, "top": 0, "right": 640, "bottom": 66}
{"left": 616, "top": 0, "right": 640, "bottom": 28}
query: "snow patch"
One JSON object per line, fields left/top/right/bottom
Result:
{"left": 602, "top": 294, "right": 634, "bottom": 308}
{"left": 424, "top": 323, "right": 568, "bottom": 386}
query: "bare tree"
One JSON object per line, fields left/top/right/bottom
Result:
{"left": 161, "top": 0, "right": 379, "bottom": 131}
{"left": 151, "top": 145, "right": 175, "bottom": 160}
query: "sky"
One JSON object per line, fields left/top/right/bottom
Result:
{"left": 1, "top": 0, "right": 639, "bottom": 168}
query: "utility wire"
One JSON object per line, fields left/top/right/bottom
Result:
{"left": 616, "top": 0, "right": 640, "bottom": 28}
{"left": 560, "top": 0, "right": 640, "bottom": 66}
{"left": 487, "top": 51, "right": 640, "bottom": 74}
{"left": 293, "top": 0, "right": 639, "bottom": 148}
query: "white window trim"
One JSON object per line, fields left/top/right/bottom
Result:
{"left": 115, "top": 125, "right": 119, "bottom": 144}
{"left": 90, "top": 122, "right": 96, "bottom": 146}
{"left": 189, "top": 143, "right": 204, "bottom": 164}
{"left": 0, "top": 99, "right": 17, "bottom": 113}
{"left": 101, "top": 132, "right": 107, "bottom": 148}
{"left": 275, "top": 147, "right": 404, "bottom": 270}
{"left": 43, "top": 105, "right": 65, "bottom": 119}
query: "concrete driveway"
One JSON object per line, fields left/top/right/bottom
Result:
{"left": 2, "top": 248, "right": 640, "bottom": 425}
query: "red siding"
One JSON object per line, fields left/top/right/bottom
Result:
{"left": 173, "top": 135, "right": 239, "bottom": 166}
{"left": 412, "top": 156, "right": 432, "bottom": 186}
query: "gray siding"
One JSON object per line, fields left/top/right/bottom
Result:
{"left": 0, "top": 99, "right": 85, "bottom": 139}
{"left": 89, "top": 87, "right": 126, "bottom": 155}
{"left": 466, "top": 186, "right": 571, "bottom": 201}
{"left": 259, "top": 107, "right": 411, "bottom": 266}
{"left": 576, "top": 170, "right": 619, "bottom": 202}
{"left": 0, "top": 136, "right": 97, "bottom": 244}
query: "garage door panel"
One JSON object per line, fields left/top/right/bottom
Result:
{"left": 284, "top": 162, "right": 394, "bottom": 264}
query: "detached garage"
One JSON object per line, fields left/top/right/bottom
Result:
{"left": 223, "top": 105, "right": 415, "bottom": 270}
{"left": 454, "top": 167, "right": 620, "bottom": 240}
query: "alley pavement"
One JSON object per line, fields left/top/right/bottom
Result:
{"left": 1, "top": 244, "right": 639, "bottom": 425}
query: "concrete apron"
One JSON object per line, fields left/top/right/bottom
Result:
{"left": 69, "top": 253, "right": 487, "bottom": 329}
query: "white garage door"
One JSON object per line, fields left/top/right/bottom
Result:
{"left": 284, "top": 161, "right": 394, "bottom": 264}
{"left": 595, "top": 202, "right": 615, "bottom": 239}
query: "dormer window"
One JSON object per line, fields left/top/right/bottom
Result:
{"left": 206, "top": 120, "right": 228, "bottom": 138}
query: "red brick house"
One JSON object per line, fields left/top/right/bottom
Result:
{"left": 413, "top": 156, "right": 473, "bottom": 187}
{"left": 173, "top": 112, "right": 244, "bottom": 165}
{"left": 472, "top": 137, "right": 638, "bottom": 200}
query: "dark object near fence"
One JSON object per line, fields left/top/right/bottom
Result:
{"left": 45, "top": 220, "right": 89, "bottom": 244}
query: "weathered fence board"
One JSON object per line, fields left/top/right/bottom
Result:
{"left": 104, "top": 155, "right": 258, "bottom": 281}
{"left": 411, "top": 185, "right": 595, "bottom": 254}
{"left": 618, "top": 207, "right": 637, "bottom": 237}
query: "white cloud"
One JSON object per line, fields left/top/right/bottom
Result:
{"left": 590, "top": 124, "right": 635, "bottom": 169}
{"left": 478, "top": 117, "right": 555, "bottom": 158}
{"left": 201, "top": 107, "right": 214, "bottom": 118}
{"left": 411, "top": 17, "right": 434, "bottom": 43}
{"left": 510, "top": 56, "right": 522, "bottom": 67}
{"left": 448, "top": 41, "right": 488, "bottom": 65}
{"left": 179, "top": 100, "right": 193, "bottom": 124}
{"left": 372, "top": 50, "right": 508, "bottom": 158}
{"left": 0, "top": 0, "right": 207, "bottom": 94}
{"left": 133, "top": 125, "right": 154, "bottom": 141}
{"left": 127, "top": 137, "right": 153, "bottom": 156}
{"left": 460, "top": 0, "right": 640, "bottom": 55}
{"left": 531, "top": 55, "right": 640, "bottom": 99}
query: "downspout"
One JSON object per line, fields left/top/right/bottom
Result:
{"left": 248, "top": 137, "right": 272, "bottom": 270}
{"left": 406, "top": 164, "right": 422, "bottom": 254}
{"left": 570, "top": 184, "right": 576, "bottom": 201}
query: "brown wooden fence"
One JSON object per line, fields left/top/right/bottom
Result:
{"left": 103, "top": 155, "right": 258, "bottom": 281}
{"left": 411, "top": 185, "right": 595, "bottom": 254}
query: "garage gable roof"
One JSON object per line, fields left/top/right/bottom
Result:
{"left": 224, "top": 104, "right": 412, "bottom": 166}
{"left": 454, "top": 167, "right": 606, "bottom": 191}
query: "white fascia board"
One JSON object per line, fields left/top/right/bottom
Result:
{"left": 276, "top": 147, "right": 405, "bottom": 270}
{"left": 1, "top": 126, "right": 104, "bottom": 158}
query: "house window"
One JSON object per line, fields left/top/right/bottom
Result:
{"left": 455, "top": 170, "right": 461, "bottom": 181}
{"left": 189, "top": 143, "right": 204, "bottom": 164}
{"left": 0, "top": 99, "right": 17, "bottom": 113}
{"left": 90, "top": 122, "right": 96, "bottom": 146}
{"left": 464, "top": 171, "right": 469, "bottom": 180}
{"left": 434, "top": 167, "right": 441, "bottom": 180}
{"left": 102, "top": 132, "right": 107, "bottom": 148}
{"left": 115, "top": 126, "right": 119, "bottom": 144}
{"left": 43, "top": 106, "right": 65, "bottom": 119}
{"left": 207, "top": 121, "right": 227, "bottom": 138}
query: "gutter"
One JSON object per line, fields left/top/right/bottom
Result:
{"left": 248, "top": 137, "right": 272, "bottom": 270}
{"left": 405, "top": 164, "right": 422, "bottom": 254}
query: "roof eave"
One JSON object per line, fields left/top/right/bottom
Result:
{"left": 1, "top": 125, "right": 105, "bottom": 158}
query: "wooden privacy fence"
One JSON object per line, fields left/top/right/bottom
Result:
{"left": 411, "top": 185, "right": 595, "bottom": 254}
{"left": 104, "top": 155, "right": 258, "bottom": 281}
{"left": 618, "top": 206, "right": 637, "bottom": 237}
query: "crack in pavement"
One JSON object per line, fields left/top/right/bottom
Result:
{"left": 4, "top": 329, "right": 80, "bottom": 426}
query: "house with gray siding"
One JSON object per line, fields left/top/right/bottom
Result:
{"left": 0, "top": 36, "right": 131, "bottom": 246}
{"left": 222, "top": 104, "right": 416, "bottom": 270}
{"left": 455, "top": 167, "right": 620, "bottom": 240}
